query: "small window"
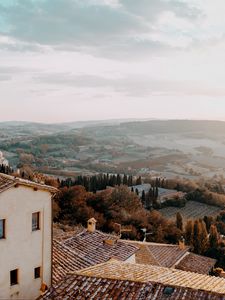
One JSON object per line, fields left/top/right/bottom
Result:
{"left": 34, "top": 267, "right": 41, "bottom": 279}
{"left": 32, "top": 212, "right": 40, "bottom": 231}
{"left": 10, "top": 269, "right": 18, "bottom": 286}
{"left": 163, "top": 287, "right": 175, "bottom": 295}
{"left": 0, "top": 219, "right": 5, "bottom": 239}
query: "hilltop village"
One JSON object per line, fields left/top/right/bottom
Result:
{"left": 0, "top": 168, "right": 225, "bottom": 299}
{"left": 3, "top": 0, "right": 225, "bottom": 296}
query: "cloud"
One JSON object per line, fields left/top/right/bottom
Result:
{"left": 120, "top": 0, "right": 200, "bottom": 21}
{"left": 0, "top": 0, "right": 145, "bottom": 44}
{"left": 1, "top": 0, "right": 225, "bottom": 123}
{"left": 0, "top": 74, "right": 11, "bottom": 81}
{"left": 34, "top": 73, "right": 225, "bottom": 98}
{"left": 0, "top": 66, "right": 38, "bottom": 75}
{"left": 0, "top": 0, "right": 202, "bottom": 59}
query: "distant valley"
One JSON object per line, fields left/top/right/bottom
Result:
{"left": 1, "top": 119, "right": 225, "bottom": 180}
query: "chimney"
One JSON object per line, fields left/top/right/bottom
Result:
{"left": 179, "top": 236, "right": 185, "bottom": 250}
{"left": 214, "top": 268, "right": 225, "bottom": 278}
{"left": 103, "top": 237, "right": 118, "bottom": 246}
{"left": 87, "top": 218, "right": 97, "bottom": 233}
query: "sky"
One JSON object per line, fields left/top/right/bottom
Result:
{"left": 1, "top": 0, "right": 225, "bottom": 123}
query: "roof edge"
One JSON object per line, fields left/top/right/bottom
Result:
{"left": 0, "top": 173, "right": 58, "bottom": 194}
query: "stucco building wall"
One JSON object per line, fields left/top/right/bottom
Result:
{"left": 0, "top": 186, "right": 52, "bottom": 300}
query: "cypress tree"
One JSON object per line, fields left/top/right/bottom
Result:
{"left": 176, "top": 212, "right": 183, "bottom": 231}
{"left": 209, "top": 225, "right": 219, "bottom": 249}
{"left": 116, "top": 174, "right": 121, "bottom": 186}
{"left": 193, "top": 220, "right": 202, "bottom": 254}
{"left": 128, "top": 175, "right": 133, "bottom": 186}
{"left": 112, "top": 175, "right": 117, "bottom": 186}
{"left": 203, "top": 216, "right": 213, "bottom": 233}
{"left": 155, "top": 187, "right": 159, "bottom": 198}
{"left": 199, "top": 219, "right": 209, "bottom": 254}
{"left": 141, "top": 190, "right": 146, "bottom": 206}
{"left": 135, "top": 188, "right": 139, "bottom": 196}
{"left": 185, "top": 220, "right": 193, "bottom": 245}
{"left": 123, "top": 174, "right": 128, "bottom": 185}
{"left": 136, "top": 176, "right": 142, "bottom": 185}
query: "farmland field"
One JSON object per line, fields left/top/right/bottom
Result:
{"left": 159, "top": 201, "right": 222, "bottom": 222}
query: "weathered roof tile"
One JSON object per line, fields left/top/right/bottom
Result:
{"left": 124, "top": 240, "right": 216, "bottom": 274}
{"left": 0, "top": 172, "right": 57, "bottom": 194}
{"left": 77, "top": 260, "right": 225, "bottom": 295}
{"left": 42, "top": 261, "right": 225, "bottom": 300}
{"left": 53, "top": 230, "right": 138, "bottom": 283}
{"left": 175, "top": 252, "right": 216, "bottom": 274}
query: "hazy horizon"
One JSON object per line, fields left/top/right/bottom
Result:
{"left": 1, "top": 117, "right": 225, "bottom": 125}
{"left": 1, "top": 0, "right": 225, "bottom": 122}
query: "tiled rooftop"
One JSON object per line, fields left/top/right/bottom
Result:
{"left": 63, "top": 229, "right": 138, "bottom": 264}
{"left": 144, "top": 243, "right": 189, "bottom": 267}
{"left": 52, "top": 240, "right": 91, "bottom": 284}
{"left": 125, "top": 240, "right": 216, "bottom": 274}
{"left": 0, "top": 174, "right": 15, "bottom": 193}
{"left": 42, "top": 261, "right": 225, "bottom": 300}
{"left": 125, "top": 241, "right": 189, "bottom": 267}
{"left": 53, "top": 224, "right": 84, "bottom": 242}
{"left": 53, "top": 230, "right": 138, "bottom": 283}
{"left": 0, "top": 172, "right": 57, "bottom": 193}
{"left": 135, "top": 243, "right": 160, "bottom": 266}
{"left": 78, "top": 260, "right": 225, "bottom": 295}
{"left": 175, "top": 252, "right": 217, "bottom": 274}
{"left": 42, "top": 274, "right": 225, "bottom": 300}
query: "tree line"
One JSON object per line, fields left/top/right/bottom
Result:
{"left": 0, "top": 164, "right": 13, "bottom": 175}
{"left": 60, "top": 174, "right": 143, "bottom": 192}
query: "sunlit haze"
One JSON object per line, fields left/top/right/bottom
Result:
{"left": 1, "top": 0, "right": 225, "bottom": 123}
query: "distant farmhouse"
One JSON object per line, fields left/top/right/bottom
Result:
{"left": 129, "top": 183, "right": 185, "bottom": 205}
{"left": 158, "top": 187, "right": 186, "bottom": 203}
{"left": 0, "top": 173, "right": 57, "bottom": 299}
{"left": 129, "top": 183, "right": 151, "bottom": 194}
{"left": 0, "top": 151, "right": 8, "bottom": 166}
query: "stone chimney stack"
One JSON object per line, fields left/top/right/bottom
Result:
{"left": 87, "top": 218, "right": 97, "bottom": 233}
{"left": 179, "top": 236, "right": 185, "bottom": 250}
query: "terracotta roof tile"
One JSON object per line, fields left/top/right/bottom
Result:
{"left": 42, "top": 275, "right": 225, "bottom": 300}
{"left": 175, "top": 253, "right": 217, "bottom": 274}
{"left": 135, "top": 244, "right": 160, "bottom": 266}
{"left": 42, "top": 261, "right": 225, "bottom": 300}
{"left": 0, "top": 175, "right": 15, "bottom": 193}
{"left": 52, "top": 240, "right": 91, "bottom": 284}
{"left": 0, "top": 173, "right": 57, "bottom": 194}
{"left": 53, "top": 230, "right": 138, "bottom": 284}
{"left": 145, "top": 243, "right": 189, "bottom": 267}
{"left": 53, "top": 224, "right": 84, "bottom": 242}
{"left": 77, "top": 260, "right": 225, "bottom": 295}
{"left": 124, "top": 240, "right": 216, "bottom": 274}
{"left": 124, "top": 241, "right": 189, "bottom": 267}
{"left": 63, "top": 230, "right": 138, "bottom": 264}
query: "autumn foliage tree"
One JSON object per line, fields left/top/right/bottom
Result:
{"left": 54, "top": 185, "right": 182, "bottom": 243}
